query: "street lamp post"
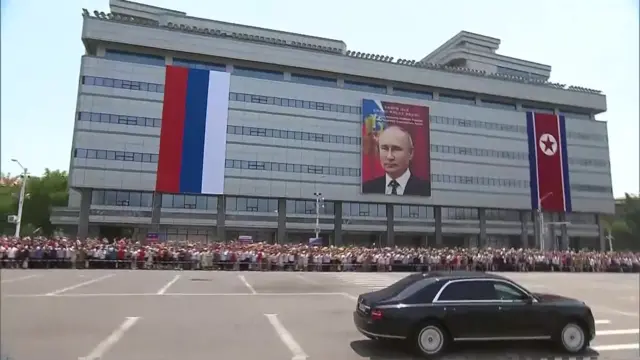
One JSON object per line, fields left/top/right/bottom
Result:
{"left": 313, "top": 192, "right": 324, "bottom": 240}
{"left": 538, "top": 192, "right": 553, "bottom": 251}
{"left": 605, "top": 229, "right": 614, "bottom": 252}
{"left": 11, "top": 159, "right": 28, "bottom": 238}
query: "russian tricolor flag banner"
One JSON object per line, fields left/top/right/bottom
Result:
{"left": 526, "top": 112, "right": 572, "bottom": 213}
{"left": 155, "top": 66, "right": 230, "bottom": 194}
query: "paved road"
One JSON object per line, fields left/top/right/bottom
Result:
{"left": 1, "top": 269, "right": 638, "bottom": 360}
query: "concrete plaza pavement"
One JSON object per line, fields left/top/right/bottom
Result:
{"left": 1, "top": 269, "right": 638, "bottom": 360}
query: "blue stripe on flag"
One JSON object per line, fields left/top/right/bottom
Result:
{"left": 179, "top": 68, "right": 210, "bottom": 194}
{"left": 558, "top": 115, "right": 572, "bottom": 212}
{"left": 526, "top": 112, "right": 539, "bottom": 210}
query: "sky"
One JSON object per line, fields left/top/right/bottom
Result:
{"left": 1, "top": 0, "right": 638, "bottom": 198}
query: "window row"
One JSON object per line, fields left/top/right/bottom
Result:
{"left": 74, "top": 149, "right": 612, "bottom": 193}
{"left": 439, "top": 94, "right": 476, "bottom": 106}
{"left": 98, "top": 51, "right": 587, "bottom": 120}
{"left": 229, "top": 91, "right": 604, "bottom": 142}
{"left": 227, "top": 125, "right": 361, "bottom": 145}
{"left": 81, "top": 76, "right": 165, "bottom": 93}
{"left": 77, "top": 111, "right": 162, "bottom": 128}
{"left": 233, "top": 66, "right": 284, "bottom": 81}
{"left": 229, "top": 92, "right": 362, "bottom": 114}
{"left": 88, "top": 191, "right": 596, "bottom": 224}
{"left": 92, "top": 190, "right": 154, "bottom": 207}
{"left": 291, "top": 73, "right": 337, "bottom": 88}
{"left": 566, "top": 212, "right": 597, "bottom": 224}
{"left": 343, "top": 80, "right": 387, "bottom": 94}
{"left": 74, "top": 148, "right": 159, "bottom": 163}
{"left": 432, "top": 174, "right": 529, "bottom": 188}
{"left": 172, "top": 58, "right": 226, "bottom": 72}
{"left": 74, "top": 110, "right": 609, "bottom": 169}
{"left": 104, "top": 50, "right": 166, "bottom": 67}
{"left": 162, "top": 193, "right": 219, "bottom": 210}
{"left": 225, "top": 159, "right": 361, "bottom": 177}
{"left": 81, "top": 73, "right": 605, "bottom": 143}
{"left": 571, "top": 184, "right": 612, "bottom": 194}
{"left": 432, "top": 144, "right": 527, "bottom": 161}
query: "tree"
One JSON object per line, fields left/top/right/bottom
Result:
{"left": 603, "top": 194, "right": 640, "bottom": 251}
{"left": 0, "top": 169, "right": 68, "bottom": 236}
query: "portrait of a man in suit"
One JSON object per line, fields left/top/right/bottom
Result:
{"left": 362, "top": 125, "right": 431, "bottom": 196}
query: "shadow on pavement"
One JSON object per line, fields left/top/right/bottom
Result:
{"left": 350, "top": 339, "right": 601, "bottom": 360}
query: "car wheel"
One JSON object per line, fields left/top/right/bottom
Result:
{"left": 557, "top": 321, "right": 589, "bottom": 353}
{"left": 414, "top": 322, "right": 448, "bottom": 357}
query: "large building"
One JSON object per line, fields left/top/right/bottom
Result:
{"left": 52, "top": 0, "right": 614, "bottom": 250}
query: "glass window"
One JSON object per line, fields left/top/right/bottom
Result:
{"left": 481, "top": 100, "right": 517, "bottom": 111}
{"left": 104, "top": 191, "right": 117, "bottom": 205}
{"left": 173, "top": 58, "right": 226, "bottom": 72}
{"left": 233, "top": 66, "right": 284, "bottom": 81}
{"left": 395, "top": 278, "right": 439, "bottom": 300}
{"left": 437, "top": 281, "right": 495, "bottom": 301}
{"left": 291, "top": 74, "right": 337, "bottom": 87}
{"left": 92, "top": 190, "right": 105, "bottom": 205}
{"left": 104, "top": 50, "right": 165, "bottom": 66}
{"left": 493, "top": 282, "right": 529, "bottom": 301}
{"left": 439, "top": 94, "right": 476, "bottom": 105}
{"left": 393, "top": 88, "right": 433, "bottom": 100}
{"left": 162, "top": 194, "right": 174, "bottom": 208}
{"left": 343, "top": 80, "right": 387, "bottom": 94}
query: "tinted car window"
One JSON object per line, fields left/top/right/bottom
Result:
{"left": 493, "top": 282, "right": 528, "bottom": 301}
{"left": 376, "top": 274, "right": 426, "bottom": 298}
{"left": 394, "top": 278, "right": 438, "bottom": 300}
{"left": 437, "top": 280, "right": 496, "bottom": 301}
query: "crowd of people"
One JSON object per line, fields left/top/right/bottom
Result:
{"left": 1, "top": 236, "right": 639, "bottom": 273}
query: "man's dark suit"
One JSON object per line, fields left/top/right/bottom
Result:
{"left": 362, "top": 175, "right": 431, "bottom": 196}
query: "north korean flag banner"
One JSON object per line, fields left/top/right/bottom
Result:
{"left": 526, "top": 112, "right": 572, "bottom": 213}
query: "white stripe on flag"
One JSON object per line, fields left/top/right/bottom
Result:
{"left": 201, "top": 71, "right": 231, "bottom": 194}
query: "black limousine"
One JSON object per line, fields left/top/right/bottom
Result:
{"left": 353, "top": 271, "right": 595, "bottom": 358}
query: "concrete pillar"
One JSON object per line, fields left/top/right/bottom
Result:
{"left": 434, "top": 206, "right": 443, "bottom": 247}
{"left": 386, "top": 204, "right": 394, "bottom": 247}
{"left": 334, "top": 201, "right": 343, "bottom": 247}
{"left": 77, "top": 188, "right": 92, "bottom": 240}
{"left": 519, "top": 211, "right": 528, "bottom": 248}
{"left": 596, "top": 214, "right": 606, "bottom": 251}
{"left": 151, "top": 192, "right": 162, "bottom": 233}
{"left": 277, "top": 198, "right": 286, "bottom": 244}
{"left": 478, "top": 208, "right": 486, "bottom": 248}
{"left": 560, "top": 213, "right": 569, "bottom": 250}
{"left": 216, "top": 195, "right": 226, "bottom": 241}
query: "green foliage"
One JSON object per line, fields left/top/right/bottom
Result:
{"left": 0, "top": 169, "right": 68, "bottom": 236}
{"left": 605, "top": 194, "right": 640, "bottom": 251}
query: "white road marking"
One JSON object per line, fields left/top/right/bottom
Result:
{"left": 1, "top": 274, "right": 41, "bottom": 283}
{"left": 596, "top": 328, "right": 639, "bottom": 336}
{"left": 2, "top": 292, "right": 347, "bottom": 298}
{"left": 45, "top": 274, "right": 115, "bottom": 296}
{"left": 341, "top": 293, "right": 358, "bottom": 301}
{"left": 238, "top": 275, "right": 257, "bottom": 294}
{"left": 593, "top": 343, "right": 640, "bottom": 351}
{"left": 265, "top": 314, "right": 308, "bottom": 360}
{"left": 79, "top": 317, "right": 140, "bottom": 360}
{"left": 296, "top": 274, "right": 318, "bottom": 285}
{"left": 595, "top": 306, "right": 639, "bottom": 317}
{"left": 156, "top": 275, "right": 181, "bottom": 295}
{"left": 595, "top": 319, "right": 611, "bottom": 324}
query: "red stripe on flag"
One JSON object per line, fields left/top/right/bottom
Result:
{"left": 155, "top": 66, "right": 189, "bottom": 193}
{"left": 533, "top": 113, "right": 566, "bottom": 212}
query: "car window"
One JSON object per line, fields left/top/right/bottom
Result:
{"left": 493, "top": 282, "right": 529, "bottom": 301}
{"left": 395, "top": 278, "right": 438, "bottom": 300}
{"left": 376, "top": 274, "right": 425, "bottom": 298}
{"left": 436, "top": 280, "right": 496, "bottom": 301}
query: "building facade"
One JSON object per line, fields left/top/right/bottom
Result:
{"left": 51, "top": 0, "right": 614, "bottom": 250}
